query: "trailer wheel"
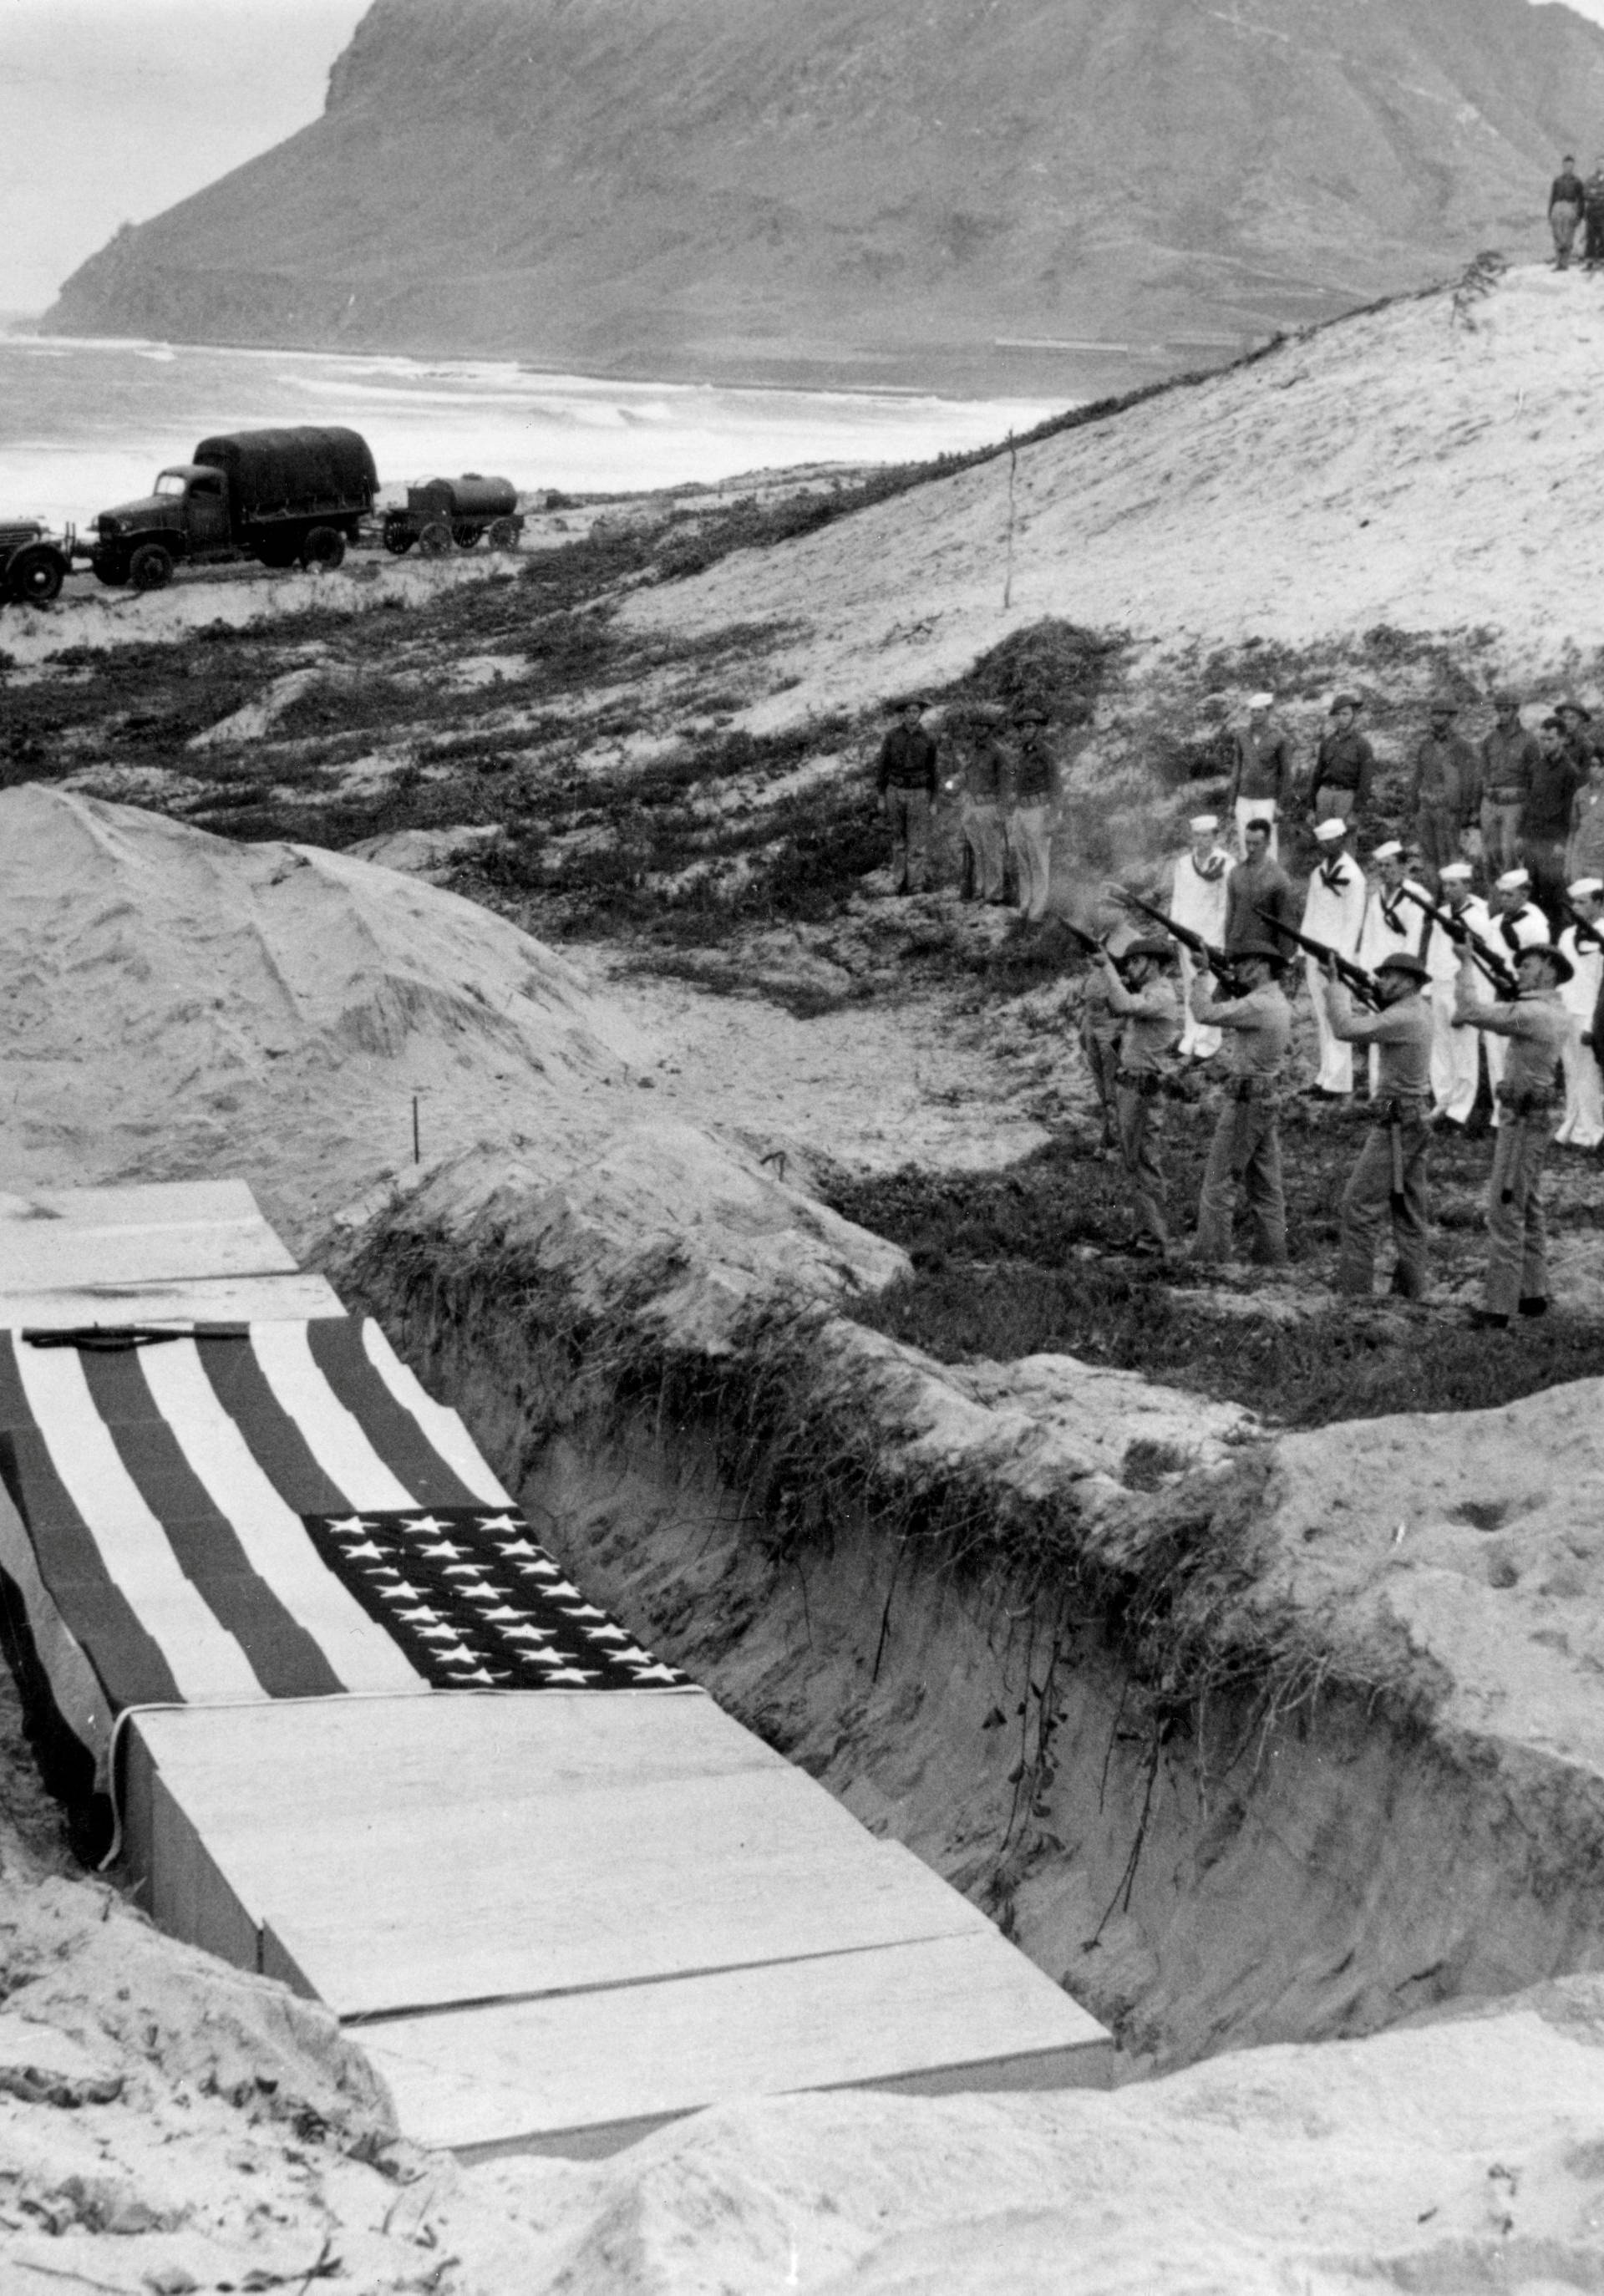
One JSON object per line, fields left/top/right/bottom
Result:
{"left": 487, "top": 518, "right": 520, "bottom": 551}
{"left": 382, "top": 516, "right": 414, "bottom": 556}
{"left": 302, "top": 526, "right": 346, "bottom": 571}
{"left": 416, "top": 521, "right": 451, "bottom": 556}
{"left": 8, "top": 544, "right": 66, "bottom": 605}
{"left": 452, "top": 522, "right": 481, "bottom": 550}
{"left": 129, "top": 543, "right": 174, "bottom": 592}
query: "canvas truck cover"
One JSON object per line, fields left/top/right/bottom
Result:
{"left": 191, "top": 428, "right": 378, "bottom": 519}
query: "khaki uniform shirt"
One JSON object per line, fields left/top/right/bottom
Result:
{"left": 1105, "top": 972, "right": 1181, "bottom": 1070}
{"left": 1325, "top": 986, "right": 1434, "bottom": 1095}
{"left": 1453, "top": 982, "right": 1568, "bottom": 1098}
{"left": 1189, "top": 978, "right": 1290, "bottom": 1075}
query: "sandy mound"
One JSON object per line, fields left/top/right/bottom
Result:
{"left": 430, "top": 1978, "right": 1604, "bottom": 2292}
{"left": 622, "top": 263, "right": 1604, "bottom": 719}
{"left": 0, "top": 785, "right": 654, "bottom": 1253}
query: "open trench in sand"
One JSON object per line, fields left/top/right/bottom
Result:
{"left": 338, "top": 1249, "right": 1604, "bottom": 2078}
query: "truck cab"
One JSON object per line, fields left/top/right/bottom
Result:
{"left": 89, "top": 427, "right": 377, "bottom": 590}
{"left": 155, "top": 466, "right": 231, "bottom": 551}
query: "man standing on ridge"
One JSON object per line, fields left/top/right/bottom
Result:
{"left": 1585, "top": 156, "right": 1604, "bottom": 269}
{"left": 1409, "top": 695, "right": 1480, "bottom": 873}
{"left": 1300, "top": 819, "right": 1369, "bottom": 1097}
{"left": 954, "top": 709, "right": 1009, "bottom": 903}
{"left": 1224, "top": 816, "right": 1296, "bottom": 951}
{"left": 1322, "top": 951, "right": 1437, "bottom": 1301}
{"left": 1480, "top": 690, "right": 1539, "bottom": 878}
{"left": 1225, "top": 693, "right": 1292, "bottom": 859}
{"left": 1187, "top": 940, "right": 1292, "bottom": 1269}
{"left": 1526, "top": 707, "right": 1588, "bottom": 922}
{"left": 1170, "top": 812, "right": 1232, "bottom": 1060}
{"left": 876, "top": 695, "right": 939, "bottom": 896}
{"left": 1100, "top": 937, "right": 1181, "bottom": 1256}
{"left": 1567, "top": 743, "right": 1604, "bottom": 886}
{"left": 1308, "top": 693, "right": 1375, "bottom": 829}
{"left": 1008, "top": 704, "right": 1058, "bottom": 923}
{"left": 1551, "top": 153, "right": 1586, "bottom": 268}
{"left": 1454, "top": 938, "right": 1573, "bottom": 1328}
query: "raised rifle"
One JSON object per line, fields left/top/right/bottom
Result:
{"left": 1255, "top": 909, "right": 1383, "bottom": 1008}
{"left": 1559, "top": 897, "right": 1604, "bottom": 957}
{"left": 1396, "top": 883, "right": 1518, "bottom": 1000}
{"left": 1062, "top": 919, "right": 1136, "bottom": 983}
{"left": 1115, "top": 889, "right": 1253, "bottom": 997}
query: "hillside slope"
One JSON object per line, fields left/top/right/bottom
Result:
{"left": 621, "top": 263, "right": 1604, "bottom": 719}
{"left": 44, "top": 0, "right": 1604, "bottom": 393}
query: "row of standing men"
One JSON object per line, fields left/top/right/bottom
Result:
{"left": 1083, "top": 810, "right": 1596, "bottom": 1326}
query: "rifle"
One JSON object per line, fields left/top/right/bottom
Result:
{"left": 1255, "top": 908, "right": 1383, "bottom": 1008}
{"left": 1116, "top": 889, "right": 1253, "bottom": 997}
{"left": 1559, "top": 898, "right": 1604, "bottom": 957}
{"left": 1062, "top": 918, "right": 1140, "bottom": 983}
{"left": 1396, "top": 883, "right": 1518, "bottom": 1000}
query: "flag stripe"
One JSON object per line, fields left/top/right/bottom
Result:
{"left": 0, "top": 1471, "right": 118, "bottom": 1775}
{"left": 195, "top": 1329, "right": 350, "bottom": 1514}
{"left": 76, "top": 1347, "right": 344, "bottom": 1700}
{"left": 307, "top": 1318, "right": 485, "bottom": 1508}
{"left": 138, "top": 1340, "right": 426, "bottom": 1697}
{"left": 0, "top": 1338, "right": 180, "bottom": 1711}
{"left": 251, "top": 1323, "right": 417, "bottom": 1510}
{"left": 359, "top": 1322, "right": 510, "bottom": 1506}
{"left": 12, "top": 1343, "right": 263, "bottom": 1703}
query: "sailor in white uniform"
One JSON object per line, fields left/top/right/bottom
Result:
{"left": 1557, "top": 876, "right": 1604, "bottom": 1151}
{"left": 1170, "top": 812, "right": 1233, "bottom": 1059}
{"left": 1434, "top": 861, "right": 1487, "bottom": 1124}
{"left": 1302, "top": 818, "right": 1368, "bottom": 1095}
{"left": 1484, "top": 866, "right": 1553, "bottom": 1125}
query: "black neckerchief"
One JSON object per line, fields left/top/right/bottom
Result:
{"left": 1318, "top": 854, "right": 1348, "bottom": 891}
{"left": 1190, "top": 851, "right": 1227, "bottom": 883}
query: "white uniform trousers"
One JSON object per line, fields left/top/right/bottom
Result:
{"left": 1305, "top": 955, "right": 1353, "bottom": 1093}
{"left": 1433, "top": 978, "right": 1480, "bottom": 1122}
{"left": 1559, "top": 1017, "right": 1604, "bottom": 1148}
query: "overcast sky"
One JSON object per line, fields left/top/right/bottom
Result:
{"left": 2, "top": 0, "right": 1603, "bottom": 314}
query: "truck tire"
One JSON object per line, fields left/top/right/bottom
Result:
{"left": 91, "top": 551, "right": 129, "bottom": 587}
{"left": 302, "top": 526, "right": 346, "bottom": 571}
{"left": 416, "top": 521, "right": 451, "bottom": 556}
{"left": 487, "top": 518, "right": 520, "bottom": 550}
{"left": 8, "top": 543, "right": 67, "bottom": 605}
{"left": 382, "top": 516, "right": 414, "bottom": 556}
{"left": 129, "top": 543, "right": 174, "bottom": 592}
{"left": 452, "top": 522, "right": 481, "bottom": 550}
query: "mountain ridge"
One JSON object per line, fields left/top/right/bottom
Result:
{"left": 43, "top": 0, "right": 1604, "bottom": 396}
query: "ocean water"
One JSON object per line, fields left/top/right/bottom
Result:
{"left": 0, "top": 334, "right": 1062, "bottom": 531}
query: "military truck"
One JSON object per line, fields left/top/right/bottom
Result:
{"left": 89, "top": 426, "right": 378, "bottom": 590}
{"left": 0, "top": 520, "right": 74, "bottom": 605}
{"left": 382, "top": 474, "right": 522, "bottom": 556}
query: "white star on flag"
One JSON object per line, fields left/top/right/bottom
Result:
{"left": 418, "top": 1542, "right": 467, "bottom": 1560}
{"left": 622, "top": 1664, "right": 683, "bottom": 1684}
{"left": 579, "top": 1622, "right": 627, "bottom": 1641}
{"left": 459, "top": 1584, "right": 513, "bottom": 1605}
{"left": 325, "top": 1516, "right": 377, "bottom": 1537}
{"left": 341, "top": 1542, "right": 387, "bottom": 1563}
{"left": 444, "top": 1666, "right": 510, "bottom": 1687}
{"left": 475, "top": 1513, "right": 525, "bottom": 1534}
{"left": 497, "top": 1624, "right": 555, "bottom": 1644}
{"left": 480, "top": 1605, "right": 535, "bottom": 1624}
{"left": 490, "top": 1539, "right": 541, "bottom": 1559}
{"left": 416, "top": 1623, "right": 470, "bottom": 1644}
{"left": 393, "top": 1606, "right": 441, "bottom": 1625}
{"left": 376, "top": 1582, "right": 426, "bottom": 1602}
{"left": 556, "top": 1602, "right": 607, "bottom": 1620}
{"left": 399, "top": 1515, "right": 451, "bottom": 1535}
{"left": 543, "top": 1667, "right": 599, "bottom": 1686}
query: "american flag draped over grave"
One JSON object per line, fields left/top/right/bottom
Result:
{"left": 0, "top": 1317, "right": 688, "bottom": 1785}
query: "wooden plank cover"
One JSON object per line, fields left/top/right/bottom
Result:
{"left": 358, "top": 1932, "right": 1113, "bottom": 2157}
{"left": 0, "top": 1272, "right": 344, "bottom": 1330}
{"left": 131, "top": 1696, "right": 993, "bottom": 2018}
{"left": 0, "top": 1181, "right": 297, "bottom": 1293}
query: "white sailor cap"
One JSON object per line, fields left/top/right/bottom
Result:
{"left": 1496, "top": 866, "right": 1530, "bottom": 892}
{"left": 1438, "top": 861, "right": 1475, "bottom": 882}
{"left": 1246, "top": 691, "right": 1275, "bottom": 710}
{"left": 1187, "top": 812, "right": 1219, "bottom": 834}
{"left": 1371, "top": 839, "right": 1404, "bottom": 861}
{"left": 1313, "top": 818, "right": 1348, "bottom": 844}
{"left": 1569, "top": 877, "right": 1604, "bottom": 900}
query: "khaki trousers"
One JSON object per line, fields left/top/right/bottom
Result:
{"left": 1008, "top": 805, "right": 1053, "bottom": 921}
{"left": 1335, "top": 1106, "right": 1432, "bottom": 1300}
{"left": 1114, "top": 1081, "right": 1168, "bottom": 1246}
{"left": 959, "top": 800, "right": 1007, "bottom": 902}
{"left": 1480, "top": 799, "right": 1523, "bottom": 875}
{"left": 1194, "top": 1097, "right": 1287, "bottom": 1265}
{"left": 1484, "top": 1113, "right": 1557, "bottom": 1314}
{"left": 886, "top": 787, "right": 931, "bottom": 891}
{"left": 1080, "top": 1024, "right": 1120, "bottom": 1146}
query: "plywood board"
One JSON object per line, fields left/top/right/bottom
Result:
{"left": 0, "top": 1214, "right": 297, "bottom": 1293}
{"left": 131, "top": 1696, "right": 992, "bottom": 2018}
{"left": 0, "top": 1272, "right": 343, "bottom": 1331}
{"left": 358, "top": 1932, "right": 1112, "bottom": 2157}
{"left": 0, "top": 1182, "right": 268, "bottom": 1228}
